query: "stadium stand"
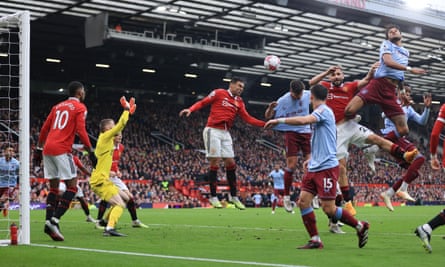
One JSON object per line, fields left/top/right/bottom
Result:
{"left": 25, "top": 93, "right": 445, "bottom": 209}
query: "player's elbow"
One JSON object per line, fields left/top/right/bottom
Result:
{"left": 308, "top": 79, "right": 316, "bottom": 86}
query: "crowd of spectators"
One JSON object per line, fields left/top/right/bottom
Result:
{"left": 8, "top": 93, "right": 445, "bottom": 208}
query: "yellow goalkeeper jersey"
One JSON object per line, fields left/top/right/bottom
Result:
{"left": 90, "top": 110, "right": 129, "bottom": 186}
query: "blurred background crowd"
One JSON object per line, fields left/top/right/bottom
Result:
{"left": 3, "top": 93, "right": 445, "bottom": 209}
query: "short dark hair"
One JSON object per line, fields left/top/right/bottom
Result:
{"left": 67, "top": 81, "right": 84, "bottom": 97}
{"left": 99, "top": 118, "right": 114, "bottom": 132}
{"left": 230, "top": 76, "right": 245, "bottom": 84}
{"left": 385, "top": 24, "right": 401, "bottom": 39}
{"left": 289, "top": 79, "right": 305, "bottom": 94}
{"left": 310, "top": 84, "right": 328, "bottom": 101}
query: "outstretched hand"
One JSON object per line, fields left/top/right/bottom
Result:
{"left": 410, "top": 67, "right": 427, "bottom": 75}
{"left": 120, "top": 96, "right": 137, "bottom": 115}
{"left": 431, "top": 158, "right": 440, "bottom": 170}
{"left": 264, "top": 119, "right": 278, "bottom": 129}
{"left": 179, "top": 109, "right": 191, "bottom": 117}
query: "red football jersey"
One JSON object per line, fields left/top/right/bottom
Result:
{"left": 39, "top": 97, "right": 92, "bottom": 155}
{"left": 430, "top": 103, "right": 445, "bottom": 155}
{"left": 321, "top": 81, "right": 359, "bottom": 123}
{"left": 111, "top": 143, "right": 124, "bottom": 172}
{"left": 188, "top": 89, "right": 265, "bottom": 130}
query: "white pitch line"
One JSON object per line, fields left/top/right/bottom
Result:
{"left": 30, "top": 243, "right": 311, "bottom": 267}
{"left": 143, "top": 223, "right": 445, "bottom": 237}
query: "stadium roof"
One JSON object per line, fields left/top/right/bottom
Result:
{"left": 1, "top": 0, "right": 445, "bottom": 102}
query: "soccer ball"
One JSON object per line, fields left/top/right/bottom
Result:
{"left": 264, "top": 55, "right": 281, "bottom": 71}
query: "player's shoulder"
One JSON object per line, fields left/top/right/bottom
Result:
{"left": 314, "top": 104, "right": 334, "bottom": 116}
{"left": 381, "top": 40, "right": 394, "bottom": 50}
{"left": 72, "top": 99, "right": 87, "bottom": 108}
{"left": 319, "top": 81, "right": 330, "bottom": 88}
{"left": 344, "top": 81, "right": 359, "bottom": 89}
{"left": 207, "top": 88, "right": 225, "bottom": 98}
{"left": 213, "top": 88, "right": 227, "bottom": 94}
{"left": 302, "top": 90, "right": 311, "bottom": 97}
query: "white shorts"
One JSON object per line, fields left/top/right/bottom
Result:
{"left": 43, "top": 153, "right": 77, "bottom": 180}
{"left": 59, "top": 183, "right": 84, "bottom": 198}
{"left": 203, "top": 127, "right": 234, "bottom": 158}
{"left": 336, "top": 120, "right": 374, "bottom": 160}
{"left": 110, "top": 176, "right": 129, "bottom": 191}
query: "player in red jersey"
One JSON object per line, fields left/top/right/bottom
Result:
{"left": 430, "top": 103, "right": 445, "bottom": 170}
{"left": 35, "top": 81, "right": 96, "bottom": 241}
{"left": 179, "top": 77, "right": 265, "bottom": 209}
{"left": 95, "top": 133, "right": 148, "bottom": 229}
{"left": 309, "top": 64, "right": 418, "bottom": 221}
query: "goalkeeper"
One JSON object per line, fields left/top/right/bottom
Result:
{"left": 89, "top": 96, "right": 136, "bottom": 237}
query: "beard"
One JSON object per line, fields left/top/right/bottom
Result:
{"left": 333, "top": 80, "right": 343, "bottom": 87}
{"left": 390, "top": 36, "right": 402, "bottom": 43}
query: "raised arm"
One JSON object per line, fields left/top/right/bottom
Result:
{"left": 264, "top": 114, "right": 317, "bottom": 129}
{"left": 357, "top": 62, "right": 380, "bottom": 89}
{"left": 309, "top": 66, "right": 338, "bottom": 86}
{"left": 264, "top": 101, "right": 277, "bottom": 120}
{"left": 382, "top": 53, "right": 426, "bottom": 74}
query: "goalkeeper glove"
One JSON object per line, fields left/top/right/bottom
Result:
{"left": 120, "top": 96, "right": 136, "bottom": 115}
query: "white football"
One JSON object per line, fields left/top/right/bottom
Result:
{"left": 264, "top": 55, "right": 281, "bottom": 71}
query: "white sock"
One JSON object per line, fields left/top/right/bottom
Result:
{"left": 386, "top": 188, "right": 395, "bottom": 197}
{"left": 422, "top": 224, "right": 432, "bottom": 234}
{"left": 400, "top": 182, "right": 409, "bottom": 192}
{"left": 51, "top": 217, "right": 60, "bottom": 224}
{"left": 311, "top": 235, "right": 321, "bottom": 242}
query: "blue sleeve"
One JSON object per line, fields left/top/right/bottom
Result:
{"left": 407, "top": 106, "right": 430, "bottom": 126}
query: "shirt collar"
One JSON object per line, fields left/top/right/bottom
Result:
{"left": 68, "top": 97, "right": 80, "bottom": 102}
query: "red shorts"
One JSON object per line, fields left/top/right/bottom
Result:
{"left": 356, "top": 77, "right": 404, "bottom": 118}
{"left": 301, "top": 166, "right": 339, "bottom": 200}
{"left": 273, "top": 189, "right": 285, "bottom": 197}
{"left": 284, "top": 132, "right": 311, "bottom": 157}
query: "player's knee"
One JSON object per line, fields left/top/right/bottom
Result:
{"left": 413, "top": 154, "right": 425, "bottom": 165}
{"left": 297, "top": 197, "right": 310, "bottom": 209}
{"left": 321, "top": 203, "right": 336, "bottom": 217}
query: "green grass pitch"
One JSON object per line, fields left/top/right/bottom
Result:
{"left": 1, "top": 206, "right": 444, "bottom": 267}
